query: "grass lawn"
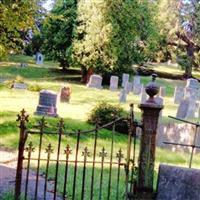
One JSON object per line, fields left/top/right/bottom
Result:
{"left": 1, "top": 55, "right": 200, "bottom": 198}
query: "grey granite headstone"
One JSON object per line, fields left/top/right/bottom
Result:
{"left": 185, "top": 78, "right": 199, "bottom": 101}
{"left": 122, "top": 73, "right": 129, "bottom": 87}
{"left": 20, "top": 63, "right": 28, "bottom": 68}
{"left": 36, "top": 52, "right": 44, "bottom": 65}
{"left": 35, "top": 90, "right": 58, "bottom": 117}
{"left": 176, "top": 99, "right": 189, "bottom": 118}
{"left": 119, "top": 89, "right": 127, "bottom": 103}
{"left": 157, "top": 164, "right": 200, "bottom": 200}
{"left": 13, "top": 83, "right": 28, "bottom": 89}
{"left": 174, "top": 86, "right": 184, "bottom": 104}
{"left": 109, "top": 76, "right": 118, "bottom": 91}
{"left": 87, "top": 74, "right": 103, "bottom": 89}
{"left": 176, "top": 98, "right": 196, "bottom": 119}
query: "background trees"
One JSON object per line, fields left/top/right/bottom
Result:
{"left": 42, "top": 0, "right": 77, "bottom": 69}
{"left": 0, "top": 0, "right": 45, "bottom": 59}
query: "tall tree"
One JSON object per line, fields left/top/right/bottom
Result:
{"left": 72, "top": 0, "right": 159, "bottom": 82}
{"left": 157, "top": 0, "right": 200, "bottom": 77}
{"left": 0, "top": 0, "right": 45, "bottom": 59}
{"left": 42, "top": 0, "right": 77, "bottom": 69}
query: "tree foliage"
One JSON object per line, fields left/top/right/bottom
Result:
{"left": 72, "top": 0, "right": 159, "bottom": 77}
{"left": 41, "top": 0, "right": 77, "bottom": 68}
{"left": 0, "top": 0, "right": 44, "bottom": 59}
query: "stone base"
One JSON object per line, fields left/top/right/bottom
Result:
{"left": 35, "top": 105, "right": 58, "bottom": 117}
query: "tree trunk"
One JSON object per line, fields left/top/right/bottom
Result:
{"left": 81, "top": 67, "right": 93, "bottom": 83}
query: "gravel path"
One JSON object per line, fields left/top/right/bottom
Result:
{"left": 0, "top": 150, "right": 62, "bottom": 200}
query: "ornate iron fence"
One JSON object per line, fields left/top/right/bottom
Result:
{"left": 15, "top": 106, "right": 140, "bottom": 200}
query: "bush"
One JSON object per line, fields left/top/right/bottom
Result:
{"left": 28, "top": 84, "right": 43, "bottom": 92}
{"left": 88, "top": 101, "right": 125, "bottom": 125}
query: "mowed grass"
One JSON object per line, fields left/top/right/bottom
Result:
{"left": 1, "top": 55, "right": 200, "bottom": 198}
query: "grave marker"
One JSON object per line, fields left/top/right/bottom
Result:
{"left": 122, "top": 73, "right": 129, "bottom": 87}
{"left": 157, "top": 164, "right": 200, "bottom": 200}
{"left": 87, "top": 74, "right": 103, "bottom": 89}
{"left": 35, "top": 90, "right": 58, "bottom": 117}
{"left": 13, "top": 83, "right": 28, "bottom": 89}
{"left": 36, "top": 52, "right": 44, "bottom": 65}
{"left": 109, "top": 76, "right": 118, "bottom": 91}
{"left": 119, "top": 89, "right": 127, "bottom": 103}
{"left": 174, "top": 86, "right": 184, "bottom": 104}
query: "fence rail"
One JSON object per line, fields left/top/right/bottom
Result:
{"left": 15, "top": 107, "right": 139, "bottom": 200}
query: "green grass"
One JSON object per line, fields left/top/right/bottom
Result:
{"left": 1, "top": 55, "right": 200, "bottom": 198}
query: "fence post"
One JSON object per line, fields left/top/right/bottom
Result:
{"left": 137, "top": 74, "right": 163, "bottom": 197}
{"left": 15, "top": 109, "right": 29, "bottom": 200}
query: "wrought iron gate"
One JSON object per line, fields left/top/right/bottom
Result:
{"left": 15, "top": 106, "right": 140, "bottom": 200}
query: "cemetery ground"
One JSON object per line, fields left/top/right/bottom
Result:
{"left": 1, "top": 55, "right": 200, "bottom": 198}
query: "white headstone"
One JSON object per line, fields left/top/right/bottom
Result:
{"left": 119, "top": 89, "right": 127, "bottom": 103}
{"left": 159, "top": 87, "right": 166, "bottom": 97}
{"left": 133, "top": 84, "right": 142, "bottom": 95}
{"left": 140, "top": 86, "right": 147, "bottom": 104}
{"left": 122, "top": 73, "right": 129, "bottom": 87}
{"left": 133, "top": 75, "right": 141, "bottom": 86}
{"left": 36, "top": 52, "right": 44, "bottom": 65}
{"left": 109, "top": 76, "right": 118, "bottom": 91}
{"left": 174, "top": 86, "right": 185, "bottom": 104}
{"left": 87, "top": 74, "right": 103, "bottom": 89}
{"left": 13, "top": 83, "right": 28, "bottom": 89}
{"left": 124, "top": 82, "right": 133, "bottom": 94}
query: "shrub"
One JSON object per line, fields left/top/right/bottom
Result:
{"left": 88, "top": 101, "right": 125, "bottom": 125}
{"left": 15, "top": 75, "right": 25, "bottom": 83}
{"left": 28, "top": 84, "right": 43, "bottom": 92}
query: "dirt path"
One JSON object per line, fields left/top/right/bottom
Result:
{"left": 0, "top": 150, "right": 62, "bottom": 200}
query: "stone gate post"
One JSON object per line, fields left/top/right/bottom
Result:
{"left": 138, "top": 74, "right": 163, "bottom": 195}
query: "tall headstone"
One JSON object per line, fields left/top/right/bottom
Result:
{"left": 133, "top": 75, "right": 141, "bottom": 86}
{"left": 109, "top": 76, "right": 118, "bottom": 91}
{"left": 185, "top": 78, "right": 199, "bottom": 101}
{"left": 174, "top": 86, "right": 184, "bottom": 104}
{"left": 133, "top": 84, "right": 143, "bottom": 95}
{"left": 176, "top": 98, "right": 196, "bottom": 118}
{"left": 121, "top": 73, "right": 129, "bottom": 87}
{"left": 159, "top": 86, "right": 166, "bottom": 97}
{"left": 157, "top": 165, "right": 200, "bottom": 200}
{"left": 87, "top": 74, "right": 103, "bottom": 89}
{"left": 124, "top": 82, "right": 133, "bottom": 94}
{"left": 140, "top": 86, "right": 147, "bottom": 104}
{"left": 36, "top": 52, "right": 44, "bottom": 65}
{"left": 119, "top": 89, "right": 127, "bottom": 103}
{"left": 35, "top": 90, "right": 58, "bottom": 117}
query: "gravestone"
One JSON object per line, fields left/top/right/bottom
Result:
{"left": 13, "top": 83, "right": 28, "bottom": 89}
{"left": 174, "top": 86, "right": 184, "bottom": 104}
{"left": 124, "top": 82, "right": 133, "bottom": 94}
{"left": 133, "top": 84, "right": 142, "bottom": 95}
{"left": 157, "top": 164, "right": 200, "bottom": 200}
{"left": 176, "top": 98, "right": 196, "bottom": 118}
{"left": 119, "top": 89, "right": 127, "bottom": 103}
{"left": 159, "top": 86, "right": 166, "bottom": 97}
{"left": 133, "top": 75, "right": 141, "bottom": 86}
{"left": 140, "top": 86, "right": 147, "bottom": 104}
{"left": 185, "top": 78, "right": 199, "bottom": 101}
{"left": 122, "top": 73, "right": 129, "bottom": 87}
{"left": 36, "top": 52, "right": 44, "bottom": 65}
{"left": 35, "top": 90, "right": 58, "bottom": 117}
{"left": 60, "top": 86, "right": 71, "bottom": 102}
{"left": 109, "top": 76, "right": 118, "bottom": 91}
{"left": 87, "top": 74, "right": 103, "bottom": 89}
{"left": 20, "top": 63, "right": 28, "bottom": 68}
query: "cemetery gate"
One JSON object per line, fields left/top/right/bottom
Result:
{"left": 15, "top": 106, "right": 141, "bottom": 200}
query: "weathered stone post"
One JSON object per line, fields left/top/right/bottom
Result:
{"left": 138, "top": 74, "right": 163, "bottom": 196}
